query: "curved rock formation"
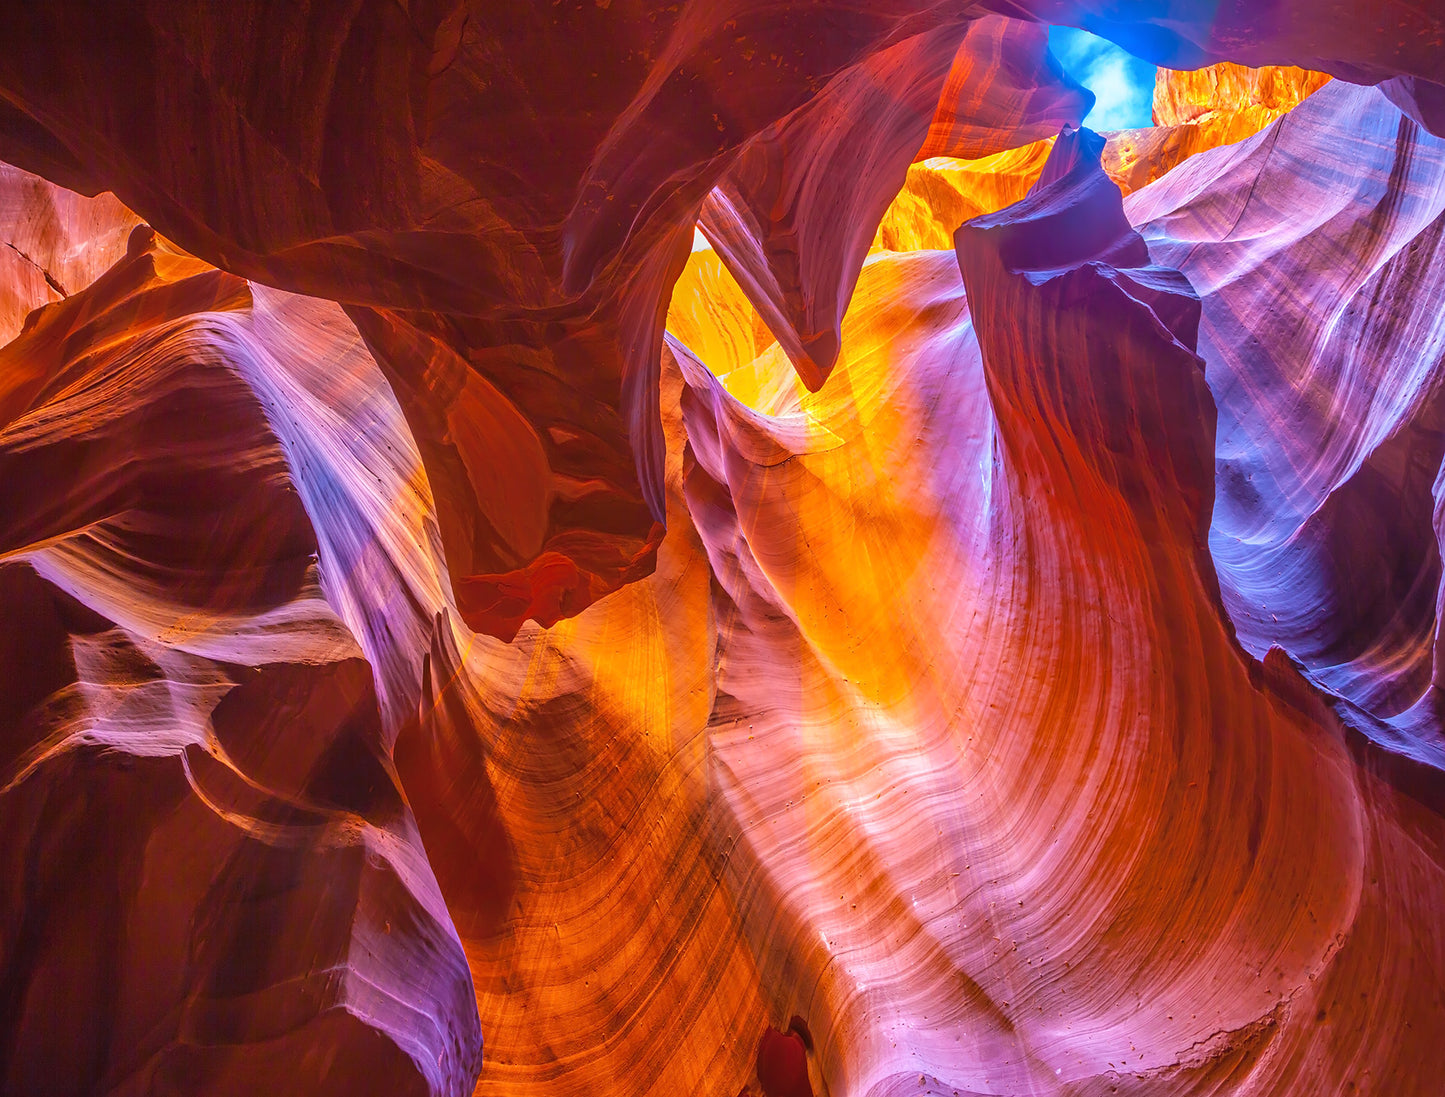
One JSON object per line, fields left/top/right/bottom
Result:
{"left": 2, "top": 5, "right": 1445, "bottom": 1097}
{"left": 1130, "top": 78, "right": 1445, "bottom": 772}
{"left": 666, "top": 125, "right": 1422, "bottom": 1096}
{"left": 698, "top": 15, "right": 1091, "bottom": 390}
{"left": 0, "top": 2, "right": 1439, "bottom": 637}
{"left": 0, "top": 228, "right": 479, "bottom": 1097}
{"left": 0, "top": 162, "right": 140, "bottom": 345}
{"left": 1104, "top": 62, "right": 1332, "bottom": 194}
{"left": 874, "top": 62, "right": 1333, "bottom": 257}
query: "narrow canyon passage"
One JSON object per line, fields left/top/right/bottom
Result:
{"left": 0, "top": 5, "right": 1442, "bottom": 1096}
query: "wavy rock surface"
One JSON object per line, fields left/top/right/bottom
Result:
{"left": 0, "top": 162, "right": 140, "bottom": 344}
{"left": 435, "top": 101, "right": 1445, "bottom": 1096}
{"left": 698, "top": 16, "right": 1091, "bottom": 389}
{"left": 0, "top": 2, "right": 1440, "bottom": 637}
{"left": 1152, "top": 63, "right": 1332, "bottom": 128}
{"left": 873, "top": 62, "right": 1332, "bottom": 258}
{"left": 1104, "top": 63, "right": 1332, "bottom": 194}
{"left": 665, "top": 128, "right": 1421, "bottom": 1097}
{"left": 0, "top": 228, "right": 479, "bottom": 1096}
{"left": 2, "top": 6, "right": 1445, "bottom": 1097}
{"left": 1130, "top": 78, "right": 1445, "bottom": 770}
{"left": 874, "top": 142, "right": 1058, "bottom": 253}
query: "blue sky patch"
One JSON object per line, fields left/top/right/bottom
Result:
{"left": 1048, "top": 26, "right": 1157, "bottom": 132}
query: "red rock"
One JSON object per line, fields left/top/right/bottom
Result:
{"left": 1131, "top": 78, "right": 1445, "bottom": 768}
{"left": 1, "top": 7, "right": 1445, "bottom": 1097}
{"left": 0, "top": 230, "right": 480, "bottom": 1096}
{"left": 698, "top": 16, "right": 1090, "bottom": 390}
{"left": 0, "top": 3, "right": 1439, "bottom": 636}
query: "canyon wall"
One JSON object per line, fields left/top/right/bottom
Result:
{"left": 1, "top": 5, "right": 1444, "bottom": 1096}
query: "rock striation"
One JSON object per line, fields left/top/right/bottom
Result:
{"left": 1131, "top": 78, "right": 1445, "bottom": 779}
{"left": 1, "top": 5, "right": 1445, "bottom": 1097}
{"left": 0, "top": 223, "right": 480, "bottom": 1096}
{"left": 873, "top": 61, "right": 1334, "bottom": 257}
{"left": 0, "top": 1, "right": 1438, "bottom": 638}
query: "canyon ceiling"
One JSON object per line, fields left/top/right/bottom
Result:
{"left": 1, "top": 3, "right": 1444, "bottom": 1096}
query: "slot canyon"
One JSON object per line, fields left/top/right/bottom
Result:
{"left": 1, "top": 4, "right": 1444, "bottom": 1095}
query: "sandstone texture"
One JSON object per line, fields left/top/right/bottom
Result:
{"left": 1, "top": 5, "right": 1444, "bottom": 1097}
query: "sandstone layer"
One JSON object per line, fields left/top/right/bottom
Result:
{"left": 0, "top": 1, "right": 1438, "bottom": 638}
{"left": 1, "top": 5, "right": 1444, "bottom": 1097}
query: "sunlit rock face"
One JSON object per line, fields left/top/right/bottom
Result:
{"left": 1131, "top": 79, "right": 1445, "bottom": 765}
{"left": 2, "top": 5, "right": 1445, "bottom": 1097}
{"left": 697, "top": 15, "right": 1092, "bottom": 391}
{"left": 0, "top": 162, "right": 141, "bottom": 344}
{"left": 1105, "top": 62, "right": 1333, "bottom": 193}
{"left": 0, "top": 220, "right": 479, "bottom": 1096}
{"left": 870, "top": 61, "right": 1333, "bottom": 257}
{"left": 1150, "top": 62, "right": 1333, "bottom": 128}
